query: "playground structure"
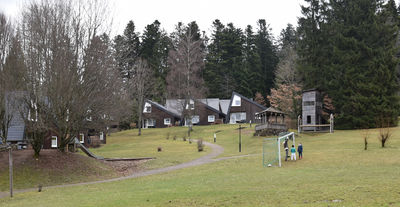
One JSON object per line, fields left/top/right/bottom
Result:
{"left": 298, "top": 114, "right": 334, "bottom": 133}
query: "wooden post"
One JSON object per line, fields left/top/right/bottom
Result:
{"left": 298, "top": 115, "right": 301, "bottom": 134}
{"left": 239, "top": 124, "right": 242, "bottom": 152}
{"left": 9, "top": 145, "right": 13, "bottom": 198}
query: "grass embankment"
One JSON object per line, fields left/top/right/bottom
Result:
{"left": 1, "top": 124, "right": 400, "bottom": 206}
{"left": 0, "top": 126, "right": 210, "bottom": 191}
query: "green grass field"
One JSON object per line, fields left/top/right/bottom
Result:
{"left": 1, "top": 124, "right": 400, "bottom": 206}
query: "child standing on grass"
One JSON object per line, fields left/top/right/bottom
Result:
{"left": 290, "top": 145, "right": 296, "bottom": 161}
{"left": 298, "top": 143, "right": 303, "bottom": 159}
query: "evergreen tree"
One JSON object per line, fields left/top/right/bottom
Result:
{"left": 140, "top": 20, "right": 171, "bottom": 103}
{"left": 255, "top": 19, "right": 279, "bottom": 105}
{"left": 297, "top": 0, "right": 400, "bottom": 128}
{"left": 243, "top": 25, "right": 262, "bottom": 97}
{"left": 204, "top": 20, "right": 225, "bottom": 98}
{"left": 113, "top": 20, "right": 140, "bottom": 80}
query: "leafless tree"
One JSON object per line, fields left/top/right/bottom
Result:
{"left": 0, "top": 12, "right": 13, "bottom": 71}
{"left": 0, "top": 14, "right": 16, "bottom": 144}
{"left": 377, "top": 117, "right": 392, "bottom": 148}
{"left": 131, "top": 58, "right": 153, "bottom": 136}
{"left": 19, "top": 0, "right": 120, "bottom": 152}
{"left": 167, "top": 23, "right": 206, "bottom": 136}
{"left": 274, "top": 46, "right": 298, "bottom": 85}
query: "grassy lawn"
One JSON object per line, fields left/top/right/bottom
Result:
{"left": 1, "top": 124, "right": 400, "bottom": 206}
{"left": 88, "top": 127, "right": 209, "bottom": 169}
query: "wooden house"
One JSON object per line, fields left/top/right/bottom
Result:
{"left": 227, "top": 92, "right": 267, "bottom": 124}
{"left": 142, "top": 100, "right": 181, "bottom": 128}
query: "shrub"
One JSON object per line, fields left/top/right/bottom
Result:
{"left": 197, "top": 138, "right": 204, "bottom": 152}
{"left": 377, "top": 117, "right": 392, "bottom": 148}
{"left": 361, "top": 129, "right": 369, "bottom": 150}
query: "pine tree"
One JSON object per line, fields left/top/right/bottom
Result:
{"left": 297, "top": 0, "right": 400, "bottom": 128}
{"left": 243, "top": 25, "right": 262, "bottom": 97}
{"left": 255, "top": 19, "right": 279, "bottom": 105}
{"left": 140, "top": 20, "right": 171, "bottom": 103}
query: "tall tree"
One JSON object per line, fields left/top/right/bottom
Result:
{"left": 132, "top": 58, "right": 153, "bottom": 136}
{"left": 297, "top": 0, "right": 400, "bottom": 128}
{"left": 255, "top": 19, "right": 279, "bottom": 105}
{"left": 167, "top": 22, "right": 206, "bottom": 135}
{"left": 140, "top": 20, "right": 171, "bottom": 103}
{"left": 204, "top": 20, "right": 245, "bottom": 98}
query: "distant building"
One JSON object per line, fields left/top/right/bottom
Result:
{"left": 301, "top": 89, "right": 323, "bottom": 131}
{"left": 227, "top": 92, "right": 267, "bottom": 124}
{"left": 142, "top": 99, "right": 181, "bottom": 128}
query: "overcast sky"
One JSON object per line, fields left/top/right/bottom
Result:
{"left": 0, "top": 0, "right": 306, "bottom": 38}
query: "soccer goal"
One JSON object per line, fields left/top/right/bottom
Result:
{"left": 263, "top": 132, "right": 295, "bottom": 167}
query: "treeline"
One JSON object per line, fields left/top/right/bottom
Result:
{"left": 297, "top": 0, "right": 400, "bottom": 129}
{"left": 113, "top": 19, "right": 283, "bottom": 103}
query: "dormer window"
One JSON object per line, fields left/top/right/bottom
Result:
{"left": 232, "top": 95, "right": 241, "bottom": 106}
{"left": 143, "top": 102, "right": 152, "bottom": 113}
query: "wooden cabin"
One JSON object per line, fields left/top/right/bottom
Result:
{"left": 227, "top": 92, "right": 267, "bottom": 124}
{"left": 142, "top": 100, "right": 181, "bottom": 128}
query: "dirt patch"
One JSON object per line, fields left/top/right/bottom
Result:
{"left": 103, "top": 159, "right": 150, "bottom": 176}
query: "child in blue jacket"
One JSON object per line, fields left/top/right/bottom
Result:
{"left": 298, "top": 143, "right": 303, "bottom": 159}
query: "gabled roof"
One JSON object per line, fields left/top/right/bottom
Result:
{"left": 5, "top": 91, "right": 28, "bottom": 142}
{"left": 199, "top": 99, "right": 220, "bottom": 112}
{"left": 146, "top": 99, "right": 181, "bottom": 118}
{"left": 219, "top": 99, "right": 230, "bottom": 115}
{"left": 255, "top": 107, "right": 285, "bottom": 115}
{"left": 197, "top": 99, "right": 222, "bottom": 115}
{"left": 165, "top": 99, "right": 185, "bottom": 116}
{"left": 228, "top": 91, "right": 267, "bottom": 112}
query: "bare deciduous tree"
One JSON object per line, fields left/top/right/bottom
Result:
{"left": 167, "top": 22, "right": 206, "bottom": 135}
{"left": 274, "top": 46, "right": 298, "bottom": 85}
{"left": 20, "top": 0, "right": 120, "bottom": 152}
{"left": 132, "top": 58, "right": 153, "bottom": 136}
{"left": 377, "top": 117, "right": 392, "bottom": 148}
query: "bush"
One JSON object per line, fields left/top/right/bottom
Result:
{"left": 197, "top": 138, "right": 204, "bottom": 152}
{"left": 377, "top": 117, "right": 392, "bottom": 148}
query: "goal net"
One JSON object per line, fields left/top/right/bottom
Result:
{"left": 263, "top": 132, "right": 295, "bottom": 167}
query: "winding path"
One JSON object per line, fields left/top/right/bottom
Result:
{"left": 0, "top": 141, "right": 257, "bottom": 199}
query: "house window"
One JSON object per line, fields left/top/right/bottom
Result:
{"left": 100, "top": 132, "right": 104, "bottom": 141}
{"left": 186, "top": 100, "right": 195, "bottom": 110}
{"left": 192, "top": 115, "right": 200, "bottom": 124}
{"left": 143, "top": 102, "right": 152, "bottom": 113}
{"left": 307, "top": 115, "right": 312, "bottom": 124}
{"left": 164, "top": 118, "right": 171, "bottom": 125}
{"left": 51, "top": 136, "right": 57, "bottom": 148}
{"left": 79, "top": 133, "right": 84, "bottom": 143}
{"left": 208, "top": 115, "right": 215, "bottom": 122}
{"left": 147, "top": 119, "right": 156, "bottom": 127}
{"left": 232, "top": 95, "right": 241, "bottom": 106}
